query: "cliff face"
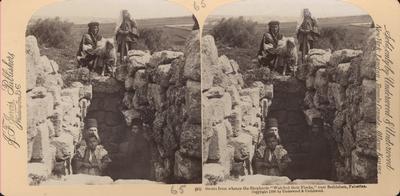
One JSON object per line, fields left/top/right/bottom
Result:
{"left": 26, "top": 30, "right": 201, "bottom": 184}
{"left": 299, "top": 29, "right": 377, "bottom": 183}
{"left": 26, "top": 36, "right": 93, "bottom": 185}
{"left": 202, "top": 35, "right": 269, "bottom": 184}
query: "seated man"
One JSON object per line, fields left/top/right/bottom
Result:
{"left": 71, "top": 133, "right": 111, "bottom": 176}
{"left": 258, "top": 21, "right": 283, "bottom": 71}
{"left": 252, "top": 132, "right": 291, "bottom": 176}
{"left": 76, "top": 21, "right": 103, "bottom": 70}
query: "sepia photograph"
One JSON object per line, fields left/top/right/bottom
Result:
{"left": 25, "top": 0, "right": 201, "bottom": 185}
{"left": 201, "top": 0, "right": 377, "bottom": 185}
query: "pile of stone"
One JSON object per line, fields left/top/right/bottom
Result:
{"left": 26, "top": 36, "right": 92, "bottom": 185}
{"left": 299, "top": 29, "right": 377, "bottom": 183}
{"left": 202, "top": 35, "right": 274, "bottom": 185}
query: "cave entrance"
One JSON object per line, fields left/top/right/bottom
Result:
{"left": 84, "top": 86, "right": 153, "bottom": 181}
{"left": 268, "top": 76, "right": 334, "bottom": 180}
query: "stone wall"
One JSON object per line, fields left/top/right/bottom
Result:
{"left": 26, "top": 36, "right": 92, "bottom": 185}
{"left": 202, "top": 35, "right": 274, "bottom": 184}
{"left": 298, "top": 29, "right": 377, "bottom": 183}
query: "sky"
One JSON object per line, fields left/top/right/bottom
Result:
{"left": 211, "top": 0, "right": 368, "bottom": 18}
{"left": 33, "top": 0, "right": 192, "bottom": 20}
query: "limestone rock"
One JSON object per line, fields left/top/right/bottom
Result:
{"left": 121, "top": 109, "right": 141, "bottom": 126}
{"left": 208, "top": 122, "right": 227, "bottom": 160}
{"left": 91, "top": 75, "right": 123, "bottom": 94}
{"left": 174, "top": 151, "right": 201, "bottom": 182}
{"left": 149, "top": 50, "right": 183, "bottom": 67}
{"left": 203, "top": 163, "right": 225, "bottom": 185}
{"left": 183, "top": 30, "right": 201, "bottom": 81}
{"left": 328, "top": 82, "right": 345, "bottom": 110}
{"left": 229, "top": 133, "right": 253, "bottom": 161}
{"left": 360, "top": 79, "right": 376, "bottom": 122}
{"left": 128, "top": 50, "right": 151, "bottom": 66}
{"left": 329, "top": 49, "right": 363, "bottom": 66}
{"left": 218, "top": 55, "right": 234, "bottom": 74}
{"left": 186, "top": 80, "right": 201, "bottom": 124}
{"left": 306, "top": 49, "right": 331, "bottom": 72}
{"left": 154, "top": 64, "right": 172, "bottom": 87}
{"left": 201, "top": 35, "right": 219, "bottom": 90}
{"left": 304, "top": 108, "right": 322, "bottom": 126}
{"left": 179, "top": 123, "right": 202, "bottom": 158}
{"left": 336, "top": 63, "right": 351, "bottom": 86}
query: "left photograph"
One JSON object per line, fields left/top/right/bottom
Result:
{"left": 25, "top": 0, "right": 201, "bottom": 185}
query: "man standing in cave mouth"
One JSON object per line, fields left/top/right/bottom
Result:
{"left": 109, "top": 118, "right": 152, "bottom": 180}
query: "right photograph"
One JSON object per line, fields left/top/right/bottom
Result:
{"left": 201, "top": 0, "right": 377, "bottom": 185}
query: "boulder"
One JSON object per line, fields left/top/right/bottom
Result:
{"left": 327, "top": 82, "right": 345, "bottom": 110}
{"left": 154, "top": 64, "right": 172, "bottom": 87}
{"left": 329, "top": 49, "right": 363, "bottom": 66}
{"left": 26, "top": 36, "right": 41, "bottom": 90}
{"left": 179, "top": 123, "right": 201, "bottom": 158}
{"left": 128, "top": 50, "right": 151, "bottom": 66}
{"left": 121, "top": 109, "right": 141, "bottom": 126}
{"left": 132, "top": 69, "right": 147, "bottom": 90}
{"left": 208, "top": 122, "right": 227, "bottom": 160}
{"left": 314, "top": 68, "right": 328, "bottom": 89}
{"left": 229, "top": 133, "right": 253, "bottom": 161}
{"left": 149, "top": 50, "right": 183, "bottom": 67}
{"left": 28, "top": 163, "right": 50, "bottom": 185}
{"left": 147, "top": 83, "right": 165, "bottom": 111}
{"left": 304, "top": 108, "right": 322, "bottom": 126}
{"left": 203, "top": 163, "right": 226, "bottom": 185}
{"left": 185, "top": 80, "right": 201, "bottom": 124}
{"left": 174, "top": 151, "right": 201, "bottom": 182}
{"left": 218, "top": 55, "right": 234, "bottom": 74}
{"left": 226, "top": 85, "right": 240, "bottom": 106}
{"left": 354, "top": 120, "right": 376, "bottom": 151}
{"left": 360, "top": 79, "right": 376, "bottom": 122}
{"left": 201, "top": 36, "right": 219, "bottom": 90}
{"left": 351, "top": 147, "right": 377, "bottom": 182}
{"left": 30, "top": 121, "right": 51, "bottom": 162}
{"left": 336, "top": 63, "right": 351, "bottom": 86}
{"left": 183, "top": 30, "right": 201, "bottom": 81}
{"left": 91, "top": 75, "right": 123, "bottom": 94}
{"left": 306, "top": 49, "right": 331, "bottom": 73}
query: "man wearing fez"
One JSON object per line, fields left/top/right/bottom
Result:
{"left": 77, "top": 21, "right": 103, "bottom": 69}
{"left": 265, "top": 118, "right": 280, "bottom": 142}
{"left": 71, "top": 133, "right": 111, "bottom": 176}
{"left": 252, "top": 132, "right": 291, "bottom": 176}
{"left": 258, "top": 21, "right": 284, "bottom": 71}
{"left": 108, "top": 118, "right": 152, "bottom": 179}
{"left": 79, "top": 118, "right": 101, "bottom": 144}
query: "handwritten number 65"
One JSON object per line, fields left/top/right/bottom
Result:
{"left": 194, "top": 0, "right": 206, "bottom": 11}
{"left": 171, "top": 185, "right": 186, "bottom": 194}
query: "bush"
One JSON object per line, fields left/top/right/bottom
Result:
{"left": 210, "top": 16, "right": 259, "bottom": 48}
{"left": 138, "top": 28, "right": 171, "bottom": 53}
{"left": 26, "top": 17, "right": 74, "bottom": 49}
{"left": 315, "top": 26, "right": 369, "bottom": 50}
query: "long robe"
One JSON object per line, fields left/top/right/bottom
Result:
{"left": 76, "top": 32, "right": 103, "bottom": 69}
{"left": 258, "top": 30, "right": 283, "bottom": 70}
{"left": 297, "top": 17, "right": 319, "bottom": 59}
{"left": 71, "top": 145, "right": 111, "bottom": 176}
{"left": 252, "top": 144, "right": 291, "bottom": 176}
{"left": 116, "top": 19, "right": 139, "bottom": 53}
